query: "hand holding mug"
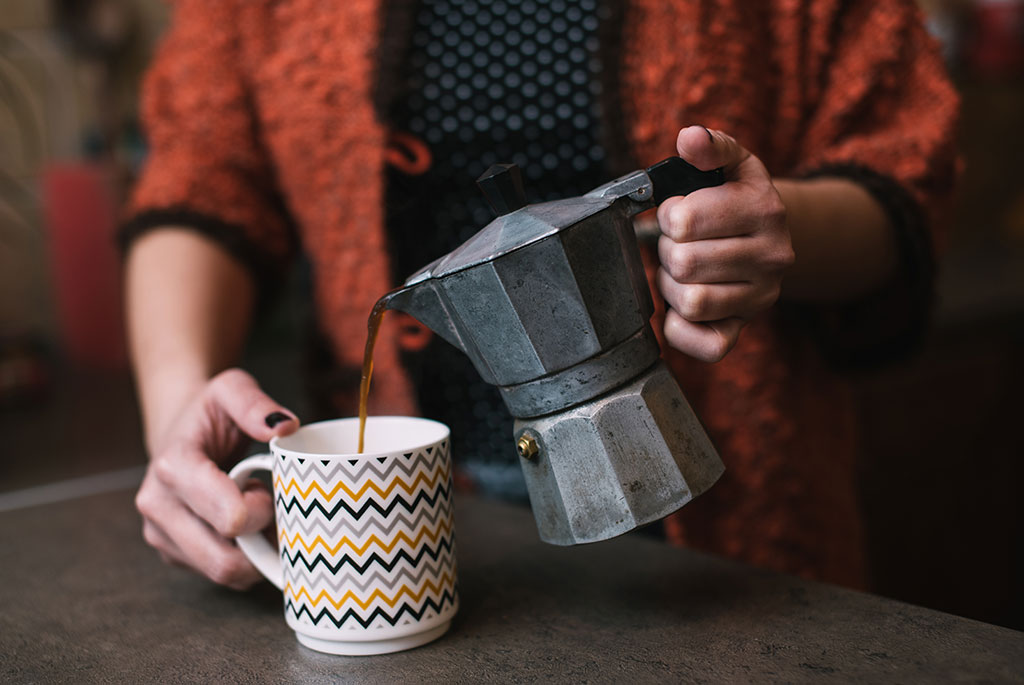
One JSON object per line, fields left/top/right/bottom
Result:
{"left": 134, "top": 368, "right": 298, "bottom": 589}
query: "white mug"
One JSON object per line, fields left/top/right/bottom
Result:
{"left": 229, "top": 417, "right": 458, "bottom": 655}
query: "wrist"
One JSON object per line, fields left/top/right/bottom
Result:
{"left": 774, "top": 176, "right": 898, "bottom": 302}
{"left": 135, "top": 363, "right": 214, "bottom": 454}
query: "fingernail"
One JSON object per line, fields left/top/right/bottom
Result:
{"left": 700, "top": 125, "right": 714, "bottom": 143}
{"left": 265, "top": 411, "right": 291, "bottom": 428}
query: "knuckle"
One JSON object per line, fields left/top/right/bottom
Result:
{"left": 656, "top": 198, "right": 676, "bottom": 226}
{"left": 152, "top": 455, "right": 178, "bottom": 486}
{"left": 208, "top": 368, "right": 247, "bottom": 396}
{"left": 663, "top": 202, "right": 694, "bottom": 241}
{"left": 752, "top": 192, "right": 787, "bottom": 234}
{"left": 704, "top": 341, "right": 729, "bottom": 363}
{"left": 679, "top": 286, "right": 707, "bottom": 320}
{"left": 670, "top": 248, "right": 698, "bottom": 282}
{"left": 774, "top": 243, "right": 796, "bottom": 271}
{"left": 662, "top": 318, "right": 689, "bottom": 356}
{"left": 677, "top": 208, "right": 699, "bottom": 242}
{"left": 705, "top": 330, "right": 736, "bottom": 363}
{"left": 141, "top": 522, "right": 163, "bottom": 549}
{"left": 135, "top": 493, "right": 152, "bottom": 519}
{"left": 212, "top": 367, "right": 242, "bottom": 384}
{"left": 207, "top": 554, "right": 249, "bottom": 588}
{"left": 761, "top": 189, "right": 786, "bottom": 221}
{"left": 207, "top": 370, "right": 229, "bottom": 394}
{"left": 217, "top": 506, "right": 249, "bottom": 539}
{"left": 135, "top": 480, "right": 159, "bottom": 517}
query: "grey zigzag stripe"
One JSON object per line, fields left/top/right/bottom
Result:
{"left": 276, "top": 450, "right": 446, "bottom": 483}
{"left": 283, "top": 552, "right": 456, "bottom": 595}
{"left": 279, "top": 499, "right": 453, "bottom": 538}
{"left": 279, "top": 517, "right": 454, "bottom": 558}
{"left": 276, "top": 458, "right": 437, "bottom": 485}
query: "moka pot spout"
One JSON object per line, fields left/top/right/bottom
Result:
{"left": 382, "top": 261, "right": 467, "bottom": 355}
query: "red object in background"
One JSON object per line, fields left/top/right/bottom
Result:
{"left": 42, "top": 163, "right": 127, "bottom": 369}
{"left": 967, "top": 0, "right": 1024, "bottom": 78}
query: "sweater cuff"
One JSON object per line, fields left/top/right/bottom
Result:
{"left": 789, "top": 164, "right": 936, "bottom": 369}
{"left": 117, "top": 207, "right": 287, "bottom": 299}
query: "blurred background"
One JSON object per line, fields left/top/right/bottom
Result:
{"left": 1, "top": 0, "right": 1021, "bottom": 629}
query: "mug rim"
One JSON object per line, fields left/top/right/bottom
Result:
{"left": 269, "top": 416, "right": 450, "bottom": 460}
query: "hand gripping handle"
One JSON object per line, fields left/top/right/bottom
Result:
{"left": 228, "top": 454, "right": 283, "bottom": 589}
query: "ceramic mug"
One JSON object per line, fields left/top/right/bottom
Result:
{"left": 229, "top": 416, "right": 458, "bottom": 655}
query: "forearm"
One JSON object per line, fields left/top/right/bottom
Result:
{"left": 124, "top": 229, "right": 256, "bottom": 450}
{"left": 775, "top": 177, "right": 899, "bottom": 302}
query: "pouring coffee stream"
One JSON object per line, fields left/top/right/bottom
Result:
{"left": 357, "top": 157, "right": 728, "bottom": 545}
{"left": 356, "top": 298, "right": 388, "bottom": 454}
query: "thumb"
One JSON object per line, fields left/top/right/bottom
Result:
{"left": 676, "top": 125, "right": 750, "bottom": 175}
{"left": 207, "top": 368, "right": 300, "bottom": 442}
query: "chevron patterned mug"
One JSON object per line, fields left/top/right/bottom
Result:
{"left": 228, "top": 416, "right": 458, "bottom": 655}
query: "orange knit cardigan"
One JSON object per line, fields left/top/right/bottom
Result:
{"left": 125, "top": 0, "right": 958, "bottom": 588}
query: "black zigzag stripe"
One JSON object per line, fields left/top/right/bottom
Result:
{"left": 285, "top": 588, "right": 457, "bottom": 629}
{"left": 275, "top": 480, "right": 452, "bottom": 520}
{"left": 280, "top": 536, "right": 455, "bottom": 574}
{"left": 279, "top": 489, "right": 453, "bottom": 528}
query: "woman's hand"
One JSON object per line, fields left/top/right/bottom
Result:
{"left": 134, "top": 368, "right": 298, "bottom": 589}
{"left": 655, "top": 126, "right": 795, "bottom": 362}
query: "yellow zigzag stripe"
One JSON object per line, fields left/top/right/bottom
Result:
{"left": 285, "top": 572, "right": 456, "bottom": 611}
{"left": 272, "top": 464, "right": 450, "bottom": 503}
{"left": 278, "top": 518, "right": 454, "bottom": 556}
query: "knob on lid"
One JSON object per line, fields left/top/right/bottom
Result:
{"left": 477, "top": 163, "right": 527, "bottom": 216}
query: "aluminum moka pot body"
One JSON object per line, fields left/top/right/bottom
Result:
{"left": 385, "top": 159, "right": 726, "bottom": 545}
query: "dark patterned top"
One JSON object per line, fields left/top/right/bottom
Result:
{"left": 385, "top": 0, "right": 610, "bottom": 499}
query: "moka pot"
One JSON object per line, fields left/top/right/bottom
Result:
{"left": 385, "top": 157, "right": 727, "bottom": 545}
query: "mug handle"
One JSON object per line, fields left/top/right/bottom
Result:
{"left": 228, "top": 453, "right": 283, "bottom": 589}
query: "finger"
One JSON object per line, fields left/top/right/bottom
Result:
{"left": 137, "top": 471, "right": 263, "bottom": 589}
{"left": 147, "top": 484, "right": 263, "bottom": 590}
{"left": 658, "top": 234, "right": 753, "bottom": 283}
{"left": 658, "top": 234, "right": 780, "bottom": 284}
{"left": 207, "top": 368, "right": 299, "bottom": 443}
{"left": 239, "top": 480, "right": 275, "bottom": 535}
{"left": 663, "top": 309, "right": 745, "bottom": 363}
{"left": 142, "top": 516, "right": 186, "bottom": 563}
{"left": 676, "top": 125, "right": 750, "bottom": 175}
{"left": 657, "top": 268, "right": 777, "bottom": 323}
{"left": 143, "top": 518, "right": 198, "bottom": 572}
{"left": 656, "top": 176, "right": 779, "bottom": 243}
{"left": 154, "top": 445, "right": 254, "bottom": 538}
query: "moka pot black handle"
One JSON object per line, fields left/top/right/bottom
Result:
{"left": 645, "top": 157, "right": 725, "bottom": 204}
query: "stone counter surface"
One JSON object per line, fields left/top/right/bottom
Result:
{"left": 1, "top": 489, "right": 1021, "bottom": 683}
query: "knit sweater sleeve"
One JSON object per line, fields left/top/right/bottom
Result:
{"left": 794, "top": 0, "right": 959, "bottom": 208}
{"left": 120, "top": 0, "right": 293, "bottom": 284}
{"left": 782, "top": 0, "right": 960, "bottom": 366}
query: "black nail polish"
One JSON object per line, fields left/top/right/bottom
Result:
{"left": 700, "top": 125, "right": 714, "bottom": 143}
{"left": 265, "top": 411, "right": 291, "bottom": 428}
